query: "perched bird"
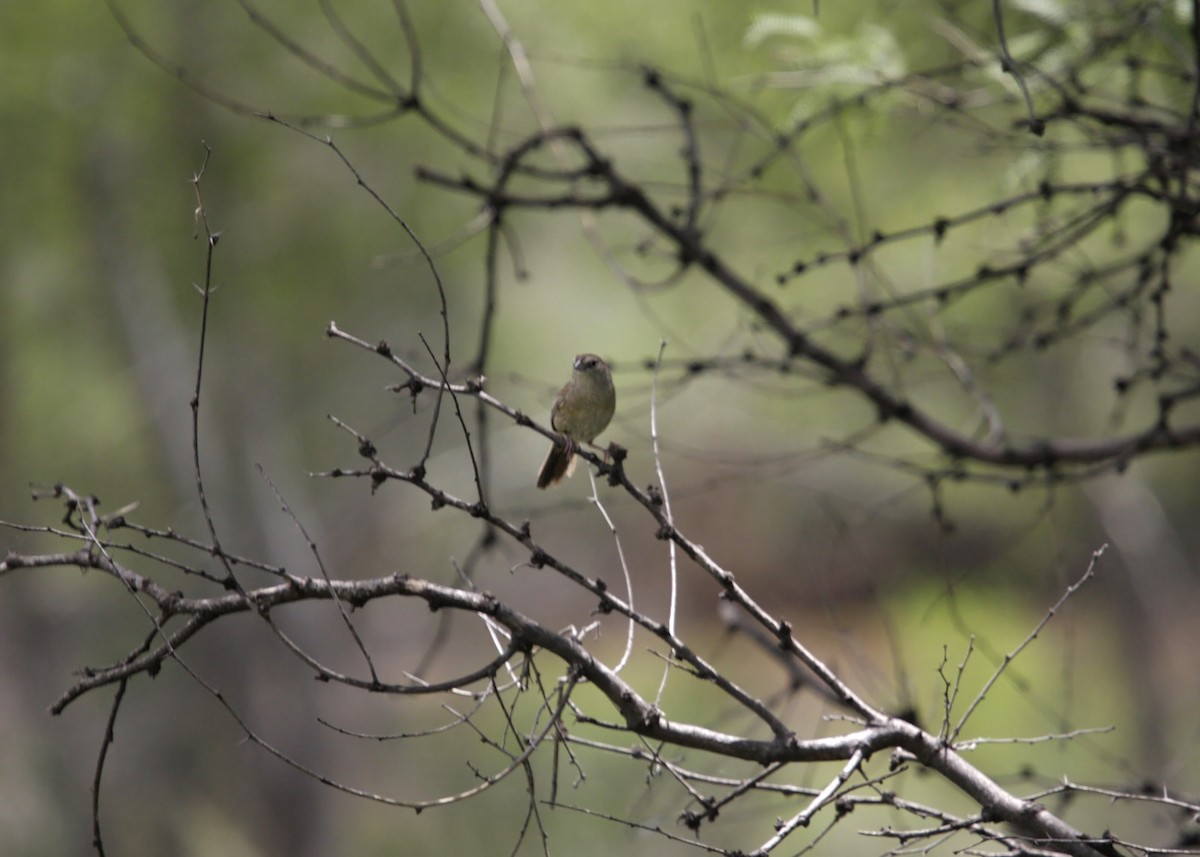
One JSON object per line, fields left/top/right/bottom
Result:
{"left": 537, "top": 354, "right": 616, "bottom": 489}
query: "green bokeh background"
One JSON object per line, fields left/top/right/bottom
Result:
{"left": 2, "top": 1, "right": 1198, "bottom": 855}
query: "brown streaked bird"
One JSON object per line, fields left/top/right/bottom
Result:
{"left": 536, "top": 354, "right": 616, "bottom": 489}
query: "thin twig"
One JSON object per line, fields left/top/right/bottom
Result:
{"left": 952, "top": 546, "right": 1107, "bottom": 742}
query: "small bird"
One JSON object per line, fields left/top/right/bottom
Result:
{"left": 537, "top": 354, "right": 616, "bottom": 489}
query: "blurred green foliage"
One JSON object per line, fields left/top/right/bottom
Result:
{"left": 2, "top": 1, "right": 1198, "bottom": 855}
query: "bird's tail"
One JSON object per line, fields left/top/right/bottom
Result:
{"left": 536, "top": 439, "right": 577, "bottom": 489}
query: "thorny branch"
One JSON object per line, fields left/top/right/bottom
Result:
{"left": 9, "top": 2, "right": 1200, "bottom": 856}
